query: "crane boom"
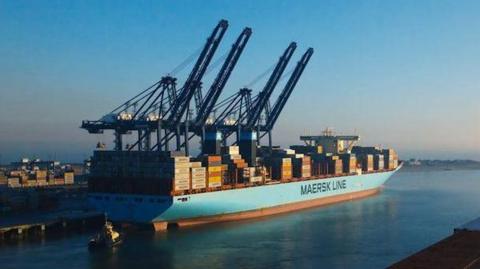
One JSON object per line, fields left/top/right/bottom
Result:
{"left": 167, "top": 19, "right": 229, "bottom": 126}
{"left": 245, "top": 42, "right": 296, "bottom": 127}
{"left": 265, "top": 48, "right": 314, "bottom": 130}
{"left": 195, "top": 27, "right": 252, "bottom": 126}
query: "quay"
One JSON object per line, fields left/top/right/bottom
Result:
{"left": 0, "top": 210, "right": 104, "bottom": 241}
{"left": 390, "top": 217, "right": 480, "bottom": 269}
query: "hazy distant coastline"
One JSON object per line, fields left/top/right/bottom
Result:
{"left": 402, "top": 159, "right": 480, "bottom": 172}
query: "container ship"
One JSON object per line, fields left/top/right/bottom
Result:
{"left": 87, "top": 134, "right": 400, "bottom": 231}
{"left": 82, "top": 20, "right": 401, "bottom": 231}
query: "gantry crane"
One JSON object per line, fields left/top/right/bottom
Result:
{"left": 81, "top": 20, "right": 314, "bottom": 158}
{"left": 261, "top": 47, "right": 314, "bottom": 148}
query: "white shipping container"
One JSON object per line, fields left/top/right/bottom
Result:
{"left": 191, "top": 167, "right": 206, "bottom": 173}
{"left": 208, "top": 182, "right": 221, "bottom": 188}
{"left": 192, "top": 183, "right": 206, "bottom": 189}
{"left": 171, "top": 157, "right": 190, "bottom": 163}
{"left": 242, "top": 167, "right": 255, "bottom": 176}
{"left": 7, "top": 178, "right": 20, "bottom": 185}
{"left": 282, "top": 149, "right": 295, "bottom": 155}
{"left": 190, "top": 162, "right": 202, "bottom": 168}
{"left": 173, "top": 174, "right": 190, "bottom": 180}
{"left": 223, "top": 146, "right": 240, "bottom": 155}
{"left": 174, "top": 168, "right": 190, "bottom": 174}
{"left": 249, "top": 176, "right": 263, "bottom": 183}
{"left": 174, "top": 178, "right": 190, "bottom": 184}
{"left": 174, "top": 184, "right": 190, "bottom": 191}
{"left": 170, "top": 162, "right": 191, "bottom": 169}
{"left": 228, "top": 154, "right": 242, "bottom": 160}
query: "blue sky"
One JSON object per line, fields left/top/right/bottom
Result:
{"left": 0, "top": 0, "right": 479, "bottom": 163}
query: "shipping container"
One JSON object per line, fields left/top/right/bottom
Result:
{"left": 339, "top": 154, "right": 357, "bottom": 174}
{"left": 190, "top": 162, "right": 202, "bottom": 168}
{"left": 328, "top": 159, "right": 343, "bottom": 175}
{"left": 292, "top": 157, "right": 312, "bottom": 178}
{"left": 357, "top": 154, "right": 374, "bottom": 172}
{"left": 374, "top": 154, "right": 385, "bottom": 170}
{"left": 35, "top": 170, "right": 47, "bottom": 180}
{"left": 221, "top": 146, "right": 240, "bottom": 155}
{"left": 289, "top": 145, "right": 323, "bottom": 154}
{"left": 249, "top": 176, "right": 263, "bottom": 183}
{"left": 272, "top": 157, "right": 293, "bottom": 180}
{"left": 352, "top": 146, "right": 381, "bottom": 155}
{"left": 383, "top": 149, "right": 399, "bottom": 169}
{"left": 208, "top": 175, "right": 222, "bottom": 188}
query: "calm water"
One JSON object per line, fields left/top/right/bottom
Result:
{"left": 2, "top": 169, "right": 480, "bottom": 269}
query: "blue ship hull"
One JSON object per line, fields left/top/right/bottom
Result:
{"left": 88, "top": 167, "right": 399, "bottom": 226}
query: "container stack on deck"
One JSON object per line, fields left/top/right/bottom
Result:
{"left": 310, "top": 154, "right": 341, "bottom": 175}
{"left": 221, "top": 164, "right": 229, "bottom": 184}
{"left": 241, "top": 167, "right": 262, "bottom": 183}
{"left": 328, "top": 155, "right": 344, "bottom": 175}
{"left": 339, "top": 153, "right": 357, "bottom": 174}
{"left": 383, "top": 149, "right": 399, "bottom": 169}
{"left": 88, "top": 141, "right": 399, "bottom": 195}
{"left": 289, "top": 145, "right": 323, "bottom": 154}
{"left": 202, "top": 155, "right": 222, "bottom": 188}
{"left": 271, "top": 157, "right": 292, "bottom": 181}
{"left": 190, "top": 162, "right": 206, "bottom": 190}
{"left": 167, "top": 156, "right": 191, "bottom": 192}
{"left": 358, "top": 154, "right": 374, "bottom": 172}
{"left": 352, "top": 146, "right": 399, "bottom": 172}
{"left": 220, "top": 146, "right": 250, "bottom": 184}
{"left": 374, "top": 154, "right": 385, "bottom": 170}
{"left": 292, "top": 155, "right": 311, "bottom": 178}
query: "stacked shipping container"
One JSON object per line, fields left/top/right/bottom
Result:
{"left": 167, "top": 156, "right": 191, "bottom": 191}
{"left": 358, "top": 154, "right": 374, "bottom": 172}
{"left": 88, "top": 143, "right": 399, "bottom": 195}
{"left": 202, "top": 155, "right": 222, "bottom": 188}
{"left": 374, "top": 154, "right": 385, "bottom": 170}
{"left": 190, "top": 162, "right": 206, "bottom": 190}
{"left": 271, "top": 158, "right": 292, "bottom": 180}
{"left": 383, "top": 149, "right": 399, "bottom": 169}
{"left": 310, "top": 154, "right": 343, "bottom": 175}
{"left": 339, "top": 154, "right": 357, "bottom": 174}
{"left": 3, "top": 169, "right": 75, "bottom": 188}
{"left": 352, "top": 146, "right": 399, "bottom": 171}
{"left": 292, "top": 155, "right": 311, "bottom": 178}
{"left": 289, "top": 145, "right": 323, "bottom": 154}
{"left": 221, "top": 146, "right": 249, "bottom": 184}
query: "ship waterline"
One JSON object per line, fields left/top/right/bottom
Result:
{"left": 88, "top": 166, "right": 399, "bottom": 230}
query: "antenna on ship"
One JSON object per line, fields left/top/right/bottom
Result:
{"left": 322, "top": 127, "right": 334, "bottom": 137}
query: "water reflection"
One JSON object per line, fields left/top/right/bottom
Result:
{"left": 2, "top": 169, "right": 480, "bottom": 269}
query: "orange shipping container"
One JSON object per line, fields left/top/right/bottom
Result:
{"left": 208, "top": 166, "right": 222, "bottom": 173}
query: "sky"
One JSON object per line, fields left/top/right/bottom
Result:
{"left": 0, "top": 0, "right": 479, "bottom": 163}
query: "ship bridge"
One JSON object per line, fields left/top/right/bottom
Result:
{"left": 300, "top": 129, "right": 359, "bottom": 154}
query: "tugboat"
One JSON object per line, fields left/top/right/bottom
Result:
{"left": 88, "top": 220, "right": 122, "bottom": 249}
